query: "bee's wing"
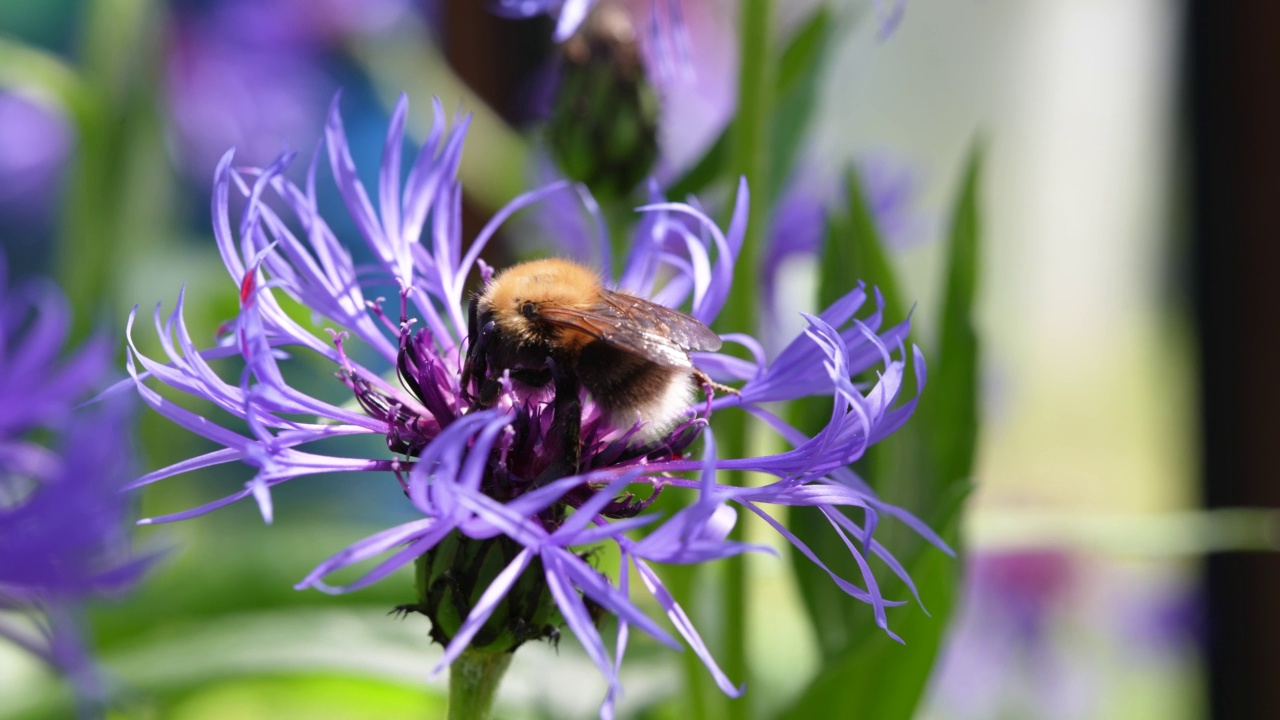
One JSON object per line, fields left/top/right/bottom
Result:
{"left": 538, "top": 289, "right": 722, "bottom": 369}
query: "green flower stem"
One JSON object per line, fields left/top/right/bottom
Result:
{"left": 664, "top": 563, "right": 710, "bottom": 720}
{"left": 447, "top": 650, "right": 513, "bottom": 720}
{"left": 59, "top": 0, "right": 170, "bottom": 342}
{"left": 716, "top": 2, "right": 774, "bottom": 720}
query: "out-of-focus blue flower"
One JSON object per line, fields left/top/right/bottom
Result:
{"left": 126, "top": 93, "right": 945, "bottom": 717}
{"left": 165, "top": 11, "right": 326, "bottom": 181}
{"left": 0, "top": 270, "right": 107, "bottom": 444}
{"left": 925, "top": 550, "right": 1203, "bottom": 720}
{"left": 766, "top": 156, "right": 929, "bottom": 273}
{"left": 758, "top": 155, "right": 929, "bottom": 350}
{"left": 164, "top": 0, "right": 410, "bottom": 181}
{"left": 218, "top": 0, "right": 414, "bottom": 46}
{"left": 855, "top": 153, "right": 931, "bottom": 249}
{"left": 0, "top": 255, "right": 150, "bottom": 711}
{"left": 0, "top": 93, "right": 71, "bottom": 226}
{"left": 923, "top": 550, "right": 1091, "bottom": 720}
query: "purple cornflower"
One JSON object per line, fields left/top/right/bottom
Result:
{"left": 126, "top": 94, "right": 945, "bottom": 717}
{"left": 0, "top": 256, "right": 150, "bottom": 711}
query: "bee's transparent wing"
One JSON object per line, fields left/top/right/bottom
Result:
{"left": 537, "top": 289, "right": 722, "bottom": 368}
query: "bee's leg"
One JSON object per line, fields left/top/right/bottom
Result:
{"left": 466, "top": 297, "right": 479, "bottom": 344}
{"left": 477, "top": 369, "right": 504, "bottom": 407}
{"left": 538, "top": 358, "right": 582, "bottom": 483}
{"left": 693, "top": 368, "right": 740, "bottom": 415}
{"left": 390, "top": 603, "right": 426, "bottom": 618}
{"left": 460, "top": 300, "right": 481, "bottom": 402}
{"left": 462, "top": 316, "right": 499, "bottom": 408}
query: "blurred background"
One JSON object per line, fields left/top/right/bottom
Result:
{"left": 1, "top": 0, "right": 1275, "bottom": 718}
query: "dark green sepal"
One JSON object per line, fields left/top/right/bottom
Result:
{"left": 414, "top": 532, "right": 562, "bottom": 653}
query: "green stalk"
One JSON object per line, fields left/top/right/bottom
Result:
{"left": 56, "top": 0, "right": 169, "bottom": 342}
{"left": 715, "top": 2, "right": 774, "bottom": 719}
{"left": 447, "top": 650, "right": 513, "bottom": 720}
{"left": 664, "top": 563, "right": 710, "bottom": 719}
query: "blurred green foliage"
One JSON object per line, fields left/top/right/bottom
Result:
{"left": 783, "top": 147, "right": 982, "bottom": 719}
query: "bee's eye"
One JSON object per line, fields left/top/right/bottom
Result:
{"left": 521, "top": 301, "right": 536, "bottom": 319}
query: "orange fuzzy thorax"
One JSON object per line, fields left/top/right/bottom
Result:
{"left": 480, "top": 258, "right": 603, "bottom": 350}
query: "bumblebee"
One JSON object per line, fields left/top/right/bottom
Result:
{"left": 462, "top": 258, "right": 726, "bottom": 439}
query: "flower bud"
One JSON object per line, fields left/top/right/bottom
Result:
{"left": 546, "top": 2, "right": 659, "bottom": 198}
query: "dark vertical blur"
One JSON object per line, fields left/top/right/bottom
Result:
{"left": 1187, "top": 3, "right": 1280, "bottom": 718}
{"left": 439, "top": 1, "right": 552, "bottom": 264}
{"left": 441, "top": 0, "right": 547, "bottom": 124}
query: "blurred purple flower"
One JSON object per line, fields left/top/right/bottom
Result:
{"left": 767, "top": 156, "right": 929, "bottom": 269}
{"left": 762, "top": 155, "right": 929, "bottom": 348}
{"left": 165, "top": 18, "right": 326, "bottom": 181}
{"left": 126, "top": 93, "right": 945, "bottom": 717}
{"left": 223, "top": 0, "right": 414, "bottom": 45}
{"left": 854, "top": 153, "right": 931, "bottom": 250}
{"left": 0, "top": 255, "right": 150, "bottom": 710}
{"left": 924, "top": 550, "right": 1095, "bottom": 720}
{"left": 164, "top": 0, "right": 409, "bottom": 181}
{"left": 925, "top": 550, "right": 1206, "bottom": 720}
{"left": 0, "top": 261, "right": 108, "bottom": 455}
{"left": 0, "top": 93, "right": 72, "bottom": 223}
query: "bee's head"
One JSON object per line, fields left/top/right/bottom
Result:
{"left": 481, "top": 259, "right": 599, "bottom": 344}
{"left": 476, "top": 294, "right": 534, "bottom": 341}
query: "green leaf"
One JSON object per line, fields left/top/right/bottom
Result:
{"left": 923, "top": 142, "right": 984, "bottom": 489}
{"left": 768, "top": 8, "right": 833, "bottom": 202}
{"left": 828, "top": 165, "right": 907, "bottom": 315}
{"left": 151, "top": 674, "right": 446, "bottom": 720}
{"left": 787, "top": 161, "right": 895, "bottom": 661}
{"left": 0, "top": 36, "right": 86, "bottom": 113}
{"left": 38, "top": 0, "right": 178, "bottom": 342}
{"left": 88, "top": 520, "right": 419, "bottom": 650}
{"left": 778, "top": 513, "right": 962, "bottom": 720}
{"left": 783, "top": 142, "right": 985, "bottom": 718}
